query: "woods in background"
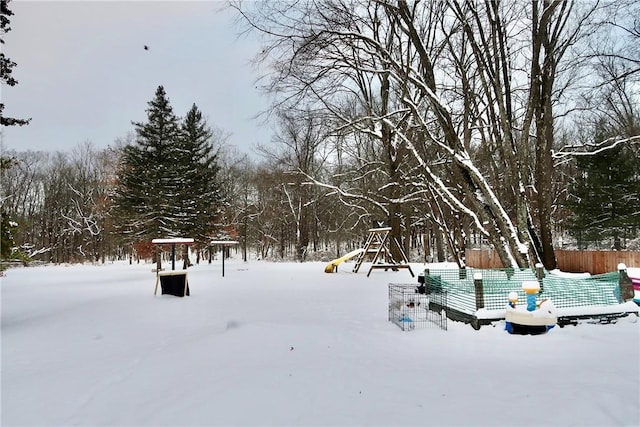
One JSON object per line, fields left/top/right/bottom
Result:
{"left": 2, "top": 0, "right": 639, "bottom": 266}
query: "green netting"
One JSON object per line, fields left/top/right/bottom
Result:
{"left": 424, "top": 268, "right": 622, "bottom": 314}
{"left": 538, "top": 271, "right": 620, "bottom": 309}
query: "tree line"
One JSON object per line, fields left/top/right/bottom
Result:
{"left": 229, "top": 0, "right": 640, "bottom": 269}
{"left": 1, "top": 0, "right": 639, "bottom": 268}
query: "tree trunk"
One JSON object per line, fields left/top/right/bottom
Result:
{"left": 531, "top": 0, "right": 559, "bottom": 270}
{"left": 182, "top": 244, "right": 190, "bottom": 270}
{"left": 435, "top": 229, "right": 445, "bottom": 262}
{"left": 423, "top": 224, "right": 432, "bottom": 263}
{"left": 388, "top": 207, "right": 402, "bottom": 263}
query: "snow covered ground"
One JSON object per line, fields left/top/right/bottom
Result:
{"left": 2, "top": 259, "right": 639, "bottom": 426}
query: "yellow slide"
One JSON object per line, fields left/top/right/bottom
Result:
{"left": 324, "top": 249, "right": 364, "bottom": 273}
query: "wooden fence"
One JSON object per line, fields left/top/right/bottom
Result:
{"left": 465, "top": 249, "right": 640, "bottom": 275}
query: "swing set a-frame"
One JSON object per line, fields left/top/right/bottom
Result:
{"left": 351, "top": 227, "right": 414, "bottom": 277}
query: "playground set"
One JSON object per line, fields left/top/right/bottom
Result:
{"left": 504, "top": 280, "right": 557, "bottom": 335}
{"left": 324, "top": 226, "right": 414, "bottom": 277}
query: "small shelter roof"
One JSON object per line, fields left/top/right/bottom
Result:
{"left": 151, "top": 238, "right": 195, "bottom": 245}
{"left": 210, "top": 240, "right": 239, "bottom": 246}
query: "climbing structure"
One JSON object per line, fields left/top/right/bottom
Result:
{"left": 352, "top": 227, "right": 414, "bottom": 277}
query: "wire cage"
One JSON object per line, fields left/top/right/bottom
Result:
{"left": 388, "top": 284, "right": 448, "bottom": 331}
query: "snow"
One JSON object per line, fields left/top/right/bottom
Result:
{"left": 151, "top": 238, "right": 195, "bottom": 244}
{"left": 2, "top": 259, "right": 639, "bottom": 426}
{"left": 549, "top": 269, "right": 591, "bottom": 278}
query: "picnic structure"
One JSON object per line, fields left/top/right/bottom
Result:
{"left": 210, "top": 240, "right": 239, "bottom": 277}
{"left": 151, "top": 237, "right": 194, "bottom": 297}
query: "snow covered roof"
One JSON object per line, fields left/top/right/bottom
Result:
{"left": 151, "top": 238, "right": 195, "bottom": 244}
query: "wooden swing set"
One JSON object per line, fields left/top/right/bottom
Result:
{"left": 352, "top": 227, "right": 414, "bottom": 277}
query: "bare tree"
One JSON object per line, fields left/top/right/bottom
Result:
{"left": 232, "top": 0, "right": 623, "bottom": 269}
{"left": 62, "top": 143, "right": 112, "bottom": 262}
{"left": 0, "top": 150, "right": 47, "bottom": 258}
{"left": 263, "top": 109, "right": 329, "bottom": 261}
{"left": 250, "top": 163, "right": 293, "bottom": 259}
{"left": 233, "top": 0, "right": 435, "bottom": 261}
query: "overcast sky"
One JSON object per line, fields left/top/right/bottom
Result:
{"left": 1, "top": 0, "right": 270, "bottom": 156}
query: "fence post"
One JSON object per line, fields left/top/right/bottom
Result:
{"left": 474, "top": 272, "right": 484, "bottom": 310}
{"left": 536, "top": 263, "right": 545, "bottom": 294}
{"left": 617, "top": 263, "right": 634, "bottom": 302}
{"left": 417, "top": 268, "right": 430, "bottom": 294}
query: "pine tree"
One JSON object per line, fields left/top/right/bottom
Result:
{"left": 114, "top": 86, "right": 183, "bottom": 241}
{"left": 1, "top": 0, "right": 30, "bottom": 127}
{"left": 114, "top": 87, "right": 226, "bottom": 258}
{"left": 178, "top": 104, "right": 223, "bottom": 241}
{"left": 0, "top": 209, "right": 15, "bottom": 259}
{"left": 1, "top": 0, "right": 29, "bottom": 244}
{"left": 0, "top": 156, "right": 18, "bottom": 259}
{"left": 567, "top": 142, "right": 640, "bottom": 249}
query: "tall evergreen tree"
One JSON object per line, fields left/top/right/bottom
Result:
{"left": 178, "top": 104, "right": 223, "bottom": 242}
{"left": 567, "top": 142, "right": 640, "bottom": 249}
{"left": 1, "top": 0, "right": 30, "bottom": 127}
{"left": 0, "top": 209, "right": 15, "bottom": 259}
{"left": 0, "top": 147, "right": 17, "bottom": 260}
{"left": 1, "top": 0, "right": 29, "bottom": 247}
{"left": 114, "top": 86, "right": 183, "bottom": 241}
